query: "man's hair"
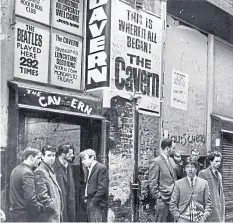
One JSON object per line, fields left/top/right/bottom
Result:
{"left": 208, "top": 151, "right": 222, "bottom": 162}
{"left": 161, "top": 138, "right": 173, "bottom": 150}
{"left": 22, "top": 147, "right": 41, "bottom": 160}
{"left": 79, "top": 149, "right": 96, "bottom": 160}
{"left": 41, "top": 145, "right": 56, "bottom": 155}
{"left": 184, "top": 156, "right": 198, "bottom": 169}
{"left": 56, "top": 144, "right": 74, "bottom": 157}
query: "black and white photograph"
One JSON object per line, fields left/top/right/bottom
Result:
{"left": 1, "top": 0, "right": 233, "bottom": 222}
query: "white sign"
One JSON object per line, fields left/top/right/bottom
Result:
{"left": 14, "top": 18, "right": 49, "bottom": 83}
{"left": 111, "top": 0, "right": 163, "bottom": 114}
{"left": 52, "top": 0, "right": 83, "bottom": 36}
{"left": 15, "top": 0, "right": 50, "bottom": 24}
{"left": 171, "top": 70, "right": 189, "bottom": 110}
{"left": 51, "top": 31, "right": 82, "bottom": 89}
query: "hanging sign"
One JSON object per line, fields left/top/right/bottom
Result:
{"left": 52, "top": 0, "right": 83, "bottom": 36}
{"left": 15, "top": 0, "right": 50, "bottom": 24}
{"left": 51, "top": 31, "right": 82, "bottom": 89}
{"left": 85, "top": 0, "right": 111, "bottom": 90}
{"left": 14, "top": 18, "right": 49, "bottom": 83}
{"left": 110, "top": 0, "right": 163, "bottom": 114}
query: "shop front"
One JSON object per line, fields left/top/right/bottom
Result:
{"left": 6, "top": 80, "right": 108, "bottom": 221}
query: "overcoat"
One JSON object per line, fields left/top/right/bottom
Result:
{"left": 53, "top": 158, "right": 76, "bottom": 222}
{"left": 199, "top": 167, "right": 225, "bottom": 222}
{"left": 35, "top": 161, "right": 63, "bottom": 222}
{"left": 9, "top": 163, "right": 43, "bottom": 222}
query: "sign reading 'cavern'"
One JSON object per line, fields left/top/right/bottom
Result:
{"left": 85, "top": 0, "right": 111, "bottom": 89}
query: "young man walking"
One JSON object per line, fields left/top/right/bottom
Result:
{"left": 199, "top": 151, "right": 225, "bottom": 222}
{"left": 170, "top": 158, "right": 212, "bottom": 222}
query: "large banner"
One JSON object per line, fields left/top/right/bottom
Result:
{"left": 51, "top": 31, "right": 82, "bottom": 89}
{"left": 111, "top": 0, "right": 163, "bottom": 114}
{"left": 52, "top": 0, "right": 83, "bottom": 36}
{"left": 15, "top": 0, "right": 50, "bottom": 24}
{"left": 85, "top": 0, "right": 111, "bottom": 90}
{"left": 14, "top": 18, "right": 49, "bottom": 83}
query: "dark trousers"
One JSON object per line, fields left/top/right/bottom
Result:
{"left": 86, "top": 199, "right": 103, "bottom": 222}
{"left": 155, "top": 199, "right": 174, "bottom": 222}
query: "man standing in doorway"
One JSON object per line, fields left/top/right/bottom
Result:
{"left": 35, "top": 145, "right": 63, "bottom": 222}
{"left": 170, "top": 158, "right": 212, "bottom": 222}
{"left": 199, "top": 151, "right": 225, "bottom": 222}
{"left": 53, "top": 144, "right": 76, "bottom": 222}
{"left": 9, "top": 147, "right": 43, "bottom": 222}
{"left": 148, "top": 138, "right": 177, "bottom": 222}
{"left": 79, "top": 149, "right": 109, "bottom": 222}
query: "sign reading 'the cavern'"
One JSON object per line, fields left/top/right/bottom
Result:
{"left": 85, "top": 0, "right": 111, "bottom": 90}
{"left": 111, "top": 0, "right": 163, "bottom": 113}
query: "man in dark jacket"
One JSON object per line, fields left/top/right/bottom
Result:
{"left": 35, "top": 145, "right": 63, "bottom": 222}
{"left": 79, "top": 149, "right": 109, "bottom": 222}
{"left": 9, "top": 147, "right": 43, "bottom": 222}
{"left": 53, "top": 144, "right": 76, "bottom": 222}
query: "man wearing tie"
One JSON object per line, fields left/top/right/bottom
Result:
{"left": 199, "top": 151, "right": 225, "bottom": 222}
{"left": 170, "top": 158, "right": 212, "bottom": 222}
{"left": 148, "top": 138, "right": 177, "bottom": 222}
{"left": 79, "top": 149, "right": 109, "bottom": 222}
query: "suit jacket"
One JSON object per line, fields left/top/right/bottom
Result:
{"left": 199, "top": 167, "right": 225, "bottom": 222}
{"left": 170, "top": 176, "right": 212, "bottom": 221}
{"left": 53, "top": 158, "right": 76, "bottom": 222}
{"left": 9, "top": 163, "right": 43, "bottom": 222}
{"left": 86, "top": 162, "right": 109, "bottom": 207}
{"left": 35, "top": 161, "right": 63, "bottom": 222}
{"left": 148, "top": 154, "right": 177, "bottom": 203}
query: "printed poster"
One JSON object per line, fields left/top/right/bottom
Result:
{"left": 52, "top": 0, "right": 83, "bottom": 36}
{"left": 171, "top": 70, "right": 189, "bottom": 110}
{"left": 14, "top": 18, "right": 49, "bottom": 83}
{"left": 51, "top": 31, "right": 82, "bottom": 89}
{"left": 15, "top": 0, "right": 50, "bottom": 24}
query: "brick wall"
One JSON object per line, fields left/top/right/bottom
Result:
{"left": 138, "top": 114, "right": 160, "bottom": 222}
{"left": 106, "top": 96, "right": 134, "bottom": 222}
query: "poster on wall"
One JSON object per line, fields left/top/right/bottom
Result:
{"left": 110, "top": 0, "right": 163, "bottom": 114}
{"left": 85, "top": 0, "right": 111, "bottom": 90}
{"left": 171, "top": 70, "right": 189, "bottom": 110}
{"left": 52, "top": 0, "right": 83, "bottom": 36}
{"left": 15, "top": 0, "right": 50, "bottom": 24}
{"left": 51, "top": 31, "right": 82, "bottom": 89}
{"left": 14, "top": 18, "right": 49, "bottom": 83}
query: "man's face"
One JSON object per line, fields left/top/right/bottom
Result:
{"left": 167, "top": 142, "right": 176, "bottom": 157}
{"left": 185, "top": 163, "right": 197, "bottom": 179}
{"left": 42, "top": 151, "right": 56, "bottom": 166}
{"left": 191, "top": 150, "right": 200, "bottom": 161}
{"left": 81, "top": 154, "right": 94, "bottom": 168}
{"left": 30, "top": 152, "right": 42, "bottom": 168}
{"left": 64, "top": 149, "right": 74, "bottom": 162}
{"left": 210, "top": 156, "right": 221, "bottom": 170}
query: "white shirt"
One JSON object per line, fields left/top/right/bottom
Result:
{"left": 187, "top": 175, "right": 197, "bottom": 187}
{"left": 85, "top": 161, "right": 97, "bottom": 197}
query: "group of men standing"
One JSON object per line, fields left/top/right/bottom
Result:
{"left": 149, "top": 138, "right": 225, "bottom": 222}
{"left": 9, "top": 145, "right": 109, "bottom": 222}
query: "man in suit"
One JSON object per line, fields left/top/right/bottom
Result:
{"left": 9, "top": 147, "right": 43, "bottom": 222}
{"left": 198, "top": 151, "right": 225, "bottom": 222}
{"left": 170, "top": 158, "right": 212, "bottom": 222}
{"left": 35, "top": 145, "right": 63, "bottom": 222}
{"left": 53, "top": 144, "right": 76, "bottom": 222}
{"left": 79, "top": 149, "right": 109, "bottom": 222}
{"left": 148, "top": 138, "right": 177, "bottom": 222}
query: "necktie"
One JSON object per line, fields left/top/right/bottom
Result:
{"left": 190, "top": 178, "right": 194, "bottom": 191}
{"left": 167, "top": 157, "right": 174, "bottom": 178}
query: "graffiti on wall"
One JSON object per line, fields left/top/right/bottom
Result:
{"left": 171, "top": 133, "right": 205, "bottom": 146}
